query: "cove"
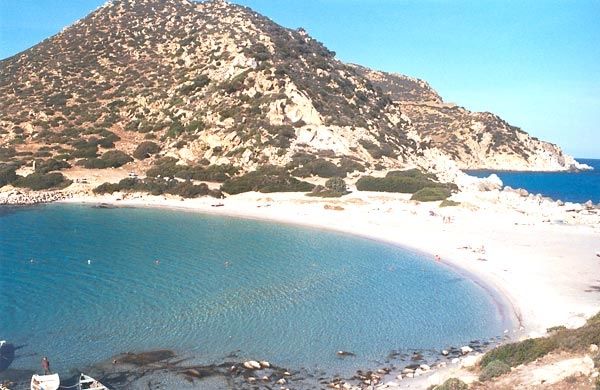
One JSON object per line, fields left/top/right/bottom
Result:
{"left": 0, "top": 204, "right": 510, "bottom": 377}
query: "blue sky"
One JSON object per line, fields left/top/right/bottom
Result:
{"left": 1, "top": 0, "right": 598, "bottom": 158}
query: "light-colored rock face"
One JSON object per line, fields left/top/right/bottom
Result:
{"left": 353, "top": 67, "right": 590, "bottom": 173}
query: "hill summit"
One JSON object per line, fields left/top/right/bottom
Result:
{"left": 0, "top": 0, "right": 587, "bottom": 188}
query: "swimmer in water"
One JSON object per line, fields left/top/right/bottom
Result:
{"left": 155, "top": 259, "right": 160, "bottom": 265}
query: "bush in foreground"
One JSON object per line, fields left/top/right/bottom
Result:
{"left": 431, "top": 378, "right": 469, "bottom": 390}
{"left": 480, "top": 337, "right": 557, "bottom": 369}
{"left": 479, "top": 360, "right": 511, "bottom": 382}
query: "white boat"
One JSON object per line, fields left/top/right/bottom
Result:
{"left": 78, "top": 373, "right": 109, "bottom": 390}
{"left": 30, "top": 373, "right": 60, "bottom": 390}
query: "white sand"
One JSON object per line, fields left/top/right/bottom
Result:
{"left": 59, "top": 188, "right": 600, "bottom": 336}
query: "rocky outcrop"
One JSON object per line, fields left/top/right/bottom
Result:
{"left": 352, "top": 65, "right": 590, "bottom": 172}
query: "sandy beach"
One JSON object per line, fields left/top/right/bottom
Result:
{"left": 52, "top": 186, "right": 600, "bottom": 337}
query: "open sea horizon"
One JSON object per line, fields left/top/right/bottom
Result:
{"left": 466, "top": 158, "right": 600, "bottom": 204}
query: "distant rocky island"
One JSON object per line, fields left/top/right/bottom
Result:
{"left": 0, "top": 0, "right": 590, "bottom": 199}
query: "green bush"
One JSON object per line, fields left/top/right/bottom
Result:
{"left": 146, "top": 158, "right": 185, "bottom": 178}
{"left": 78, "top": 150, "right": 133, "bottom": 169}
{"left": 71, "top": 145, "right": 99, "bottom": 158}
{"left": 356, "top": 170, "right": 454, "bottom": 195}
{"left": 411, "top": 187, "right": 451, "bottom": 202}
{"left": 325, "top": 177, "right": 347, "bottom": 193}
{"left": 308, "top": 177, "right": 350, "bottom": 197}
{"left": 133, "top": 141, "right": 161, "bottom": 160}
{"left": 221, "top": 165, "right": 315, "bottom": 195}
{"left": 432, "top": 378, "right": 468, "bottom": 390}
{"left": 479, "top": 360, "right": 510, "bottom": 382}
{"left": 440, "top": 200, "right": 461, "bottom": 208}
{"left": 13, "top": 172, "right": 72, "bottom": 190}
{"left": 292, "top": 158, "right": 344, "bottom": 178}
{"left": 93, "top": 178, "right": 214, "bottom": 199}
{"left": 175, "top": 164, "right": 238, "bottom": 182}
{"left": 0, "top": 147, "right": 16, "bottom": 160}
{"left": 34, "top": 158, "right": 71, "bottom": 174}
{"left": 338, "top": 157, "right": 365, "bottom": 174}
{"left": 481, "top": 338, "right": 558, "bottom": 368}
{"left": 0, "top": 164, "right": 18, "bottom": 187}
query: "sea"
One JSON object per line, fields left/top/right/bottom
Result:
{"left": 0, "top": 204, "right": 510, "bottom": 386}
{"left": 467, "top": 158, "right": 600, "bottom": 204}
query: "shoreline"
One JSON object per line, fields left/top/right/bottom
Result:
{"left": 3, "top": 187, "right": 600, "bottom": 388}
{"left": 52, "top": 188, "right": 600, "bottom": 335}
{"left": 58, "top": 196, "right": 522, "bottom": 333}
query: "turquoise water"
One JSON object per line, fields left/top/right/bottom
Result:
{"left": 0, "top": 204, "right": 509, "bottom": 377}
{"left": 467, "top": 158, "right": 600, "bottom": 204}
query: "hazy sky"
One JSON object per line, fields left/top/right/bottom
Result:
{"left": 1, "top": 0, "right": 598, "bottom": 158}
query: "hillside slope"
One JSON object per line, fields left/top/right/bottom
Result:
{"left": 0, "top": 0, "right": 587, "bottom": 189}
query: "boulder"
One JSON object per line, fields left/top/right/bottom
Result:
{"left": 243, "top": 360, "right": 262, "bottom": 370}
{"left": 460, "top": 354, "right": 482, "bottom": 368}
{"left": 460, "top": 346, "right": 473, "bottom": 355}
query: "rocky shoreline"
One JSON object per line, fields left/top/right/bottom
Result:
{"left": 0, "top": 337, "right": 506, "bottom": 390}
{"left": 0, "top": 189, "right": 73, "bottom": 206}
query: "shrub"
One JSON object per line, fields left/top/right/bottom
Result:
{"left": 93, "top": 182, "right": 121, "bottom": 194}
{"left": 440, "top": 200, "right": 461, "bottom": 208}
{"left": 292, "top": 158, "right": 344, "bottom": 178}
{"left": 79, "top": 150, "right": 133, "bottom": 169}
{"left": 146, "top": 158, "right": 185, "bottom": 178}
{"left": 307, "top": 178, "right": 349, "bottom": 198}
{"left": 481, "top": 338, "right": 558, "bottom": 368}
{"left": 325, "top": 177, "right": 347, "bottom": 193}
{"left": 93, "top": 178, "right": 214, "bottom": 199}
{"left": 166, "top": 120, "right": 185, "bottom": 138}
{"left": 34, "top": 159, "right": 71, "bottom": 174}
{"left": 411, "top": 187, "right": 451, "bottom": 202}
{"left": 339, "top": 157, "right": 365, "bottom": 174}
{"left": 175, "top": 164, "right": 238, "bottom": 182}
{"left": 221, "top": 165, "right": 314, "bottom": 195}
{"left": 356, "top": 170, "right": 453, "bottom": 194}
{"left": 71, "top": 145, "right": 99, "bottom": 158}
{"left": 1, "top": 147, "right": 18, "bottom": 161}
{"left": 133, "top": 141, "right": 161, "bottom": 160}
{"left": 0, "top": 164, "right": 18, "bottom": 187}
{"left": 479, "top": 360, "right": 510, "bottom": 382}
{"left": 432, "top": 378, "right": 469, "bottom": 390}
{"left": 13, "top": 172, "right": 72, "bottom": 190}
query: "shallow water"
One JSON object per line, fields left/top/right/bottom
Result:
{"left": 0, "top": 204, "right": 509, "bottom": 378}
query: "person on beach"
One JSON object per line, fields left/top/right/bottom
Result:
{"left": 41, "top": 356, "right": 50, "bottom": 374}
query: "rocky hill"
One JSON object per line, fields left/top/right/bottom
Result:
{"left": 0, "top": 0, "right": 587, "bottom": 193}
{"left": 351, "top": 65, "right": 586, "bottom": 171}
